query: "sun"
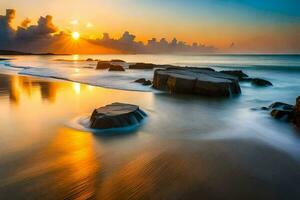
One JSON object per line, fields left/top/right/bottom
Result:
{"left": 72, "top": 32, "right": 80, "bottom": 40}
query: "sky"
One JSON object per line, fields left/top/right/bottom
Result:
{"left": 0, "top": 0, "right": 299, "bottom": 54}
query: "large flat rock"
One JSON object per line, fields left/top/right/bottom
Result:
{"left": 153, "top": 67, "right": 241, "bottom": 97}
{"left": 89, "top": 103, "right": 147, "bottom": 129}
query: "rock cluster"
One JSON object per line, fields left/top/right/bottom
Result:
{"left": 261, "top": 97, "right": 300, "bottom": 129}
{"left": 96, "top": 61, "right": 125, "bottom": 71}
{"left": 90, "top": 103, "right": 147, "bottom": 129}
{"left": 219, "top": 70, "right": 273, "bottom": 87}
{"left": 152, "top": 67, "right": 241, "bottom": 97}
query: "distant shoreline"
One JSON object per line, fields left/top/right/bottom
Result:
{"left": 0, "top": 50, "right": 69, "bottom": 56}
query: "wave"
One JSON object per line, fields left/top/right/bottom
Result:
{"left": 17, "top": 66, "right": 156, "bottom": 92}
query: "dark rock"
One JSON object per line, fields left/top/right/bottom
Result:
{"left": 293, "top": 96, "right": 300, "bottom": 128}
{"left": 134, "top": 78, "right": 152, "bottom": 86}
{"left": 251, "top": 78, "right": 273, "bottom": 87}
{"left": 89, "top": 103, "right": 147, "bottom": 129}
{"left": 220, "top": 70, "right": 248, "bottom": 80}
{"left": 96, "top": 61, "right": 111, "bottom": 70}
{"left": 86, "top": 58, "right": 93, "bottom": 61}
{"left": 134, "top": 78, "right": 146, "bottom": 83}
{"left": 142, "top": 80, "right": 152, "bottom": 86}
{"left": 109, "top": 65, "right": 125, "bottom": 71}
{"left": 261, "top": 106, "right": 269, "bottom": 110}
{"left": 110, "top": 59, "right": 125, "bottom": 63}
{"left": 152, "top": 67, "right": 241, "bottom": 97}
{"left": 269, "top": 102, "right": 294, "bottom": 110}
{"left": 271, "top": 109, "right": 293, "bottom": 120}
{"left": 129, "top": 63, "right": 158, "bottom": 70}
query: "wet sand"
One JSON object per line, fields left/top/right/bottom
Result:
{"left": 0, "top": 73, "right": 300, "bottom": 200}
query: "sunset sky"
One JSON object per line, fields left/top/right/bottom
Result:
{"left": 0, "top": 0, "right": 299, "bottom": 53}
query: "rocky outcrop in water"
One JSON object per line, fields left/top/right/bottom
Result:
{"left": 134, "top": 78, "right": 152, "bottom": 86}
{"left": 96, "top": 61, "right": 112, "bottom": 69}
{"left": 89, "top": 103, "right": 147, "bottom": 129}
{"left": 269, "top": 102, "right": 295, "bottom": 120}
{"left": 96, "top": 61, "right": 125, "bottom": 71}
{"left": 251, "top": 78, "right": 273, "bottom": 87}
{"left": 153, "top": 67, "right": 241, "bottom": 97}
{"left": 108, "top": 65, "right": 125, "bottom": 71}
{"left": 129, "top": 63, "right": 175, "bottom": 70}
{"left": 260, "top": 97, "right": 300, "bottom": 129}
{"left": 219, "top": 70, "right": 273, "bottom": 86}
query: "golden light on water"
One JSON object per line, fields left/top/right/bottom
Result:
{"left": 72, "top": 32, "right": 80, "bottom": 40}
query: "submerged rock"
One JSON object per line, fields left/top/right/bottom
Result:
{"left": 142, "top": 80, "right": 152, "bottom": 86}
{"left": 153, "top": 68, "right": 241, "bottom": 97}
{"left": 134, "top": 78, "right": 146, "bottom": 83}
{"left": 251, "top": 78, "right": 273, "bottom": 87}
{"left": 86, "top": 58, "right": 94, "bottom": 61}
{"left": 90, "top": 103, "right": 147, "bottom": 129}
{"left": 108, "top": 65, "right": 125, "bottom": 71}
{"left": 134, "top": 78, "right": 152, "bottom": 86}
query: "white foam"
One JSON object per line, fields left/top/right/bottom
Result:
{"left": 7, "top": 63, "right": 157, "bottom": 92}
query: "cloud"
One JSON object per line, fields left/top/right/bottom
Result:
{"left": 91, "top": 31, "right": 216, "bottom": 54}
{"left": 15, "top": 15, "right": 58, "bottom": 40}
{"left": 20, "top": 18, "right": 31, "bottom": 28}
{"left": 0, "top": 9, "right": 216, "bottom": 54}
{"left": 0, "top": 9, "right": 16, "bottom": 45}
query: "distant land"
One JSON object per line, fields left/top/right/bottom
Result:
{"left": 0, "top": 50, "right": 68, "bottom": 55}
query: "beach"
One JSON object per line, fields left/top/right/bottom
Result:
{"left": 0, "top": 55, "right": 300, "bottom": 199}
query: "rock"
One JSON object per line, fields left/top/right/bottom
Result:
{"left": 271, "top": 109, "right": 293, "bottom": 120}
{"left": 134, "top": 78, "right": 146, "bottom": 83}
{"left": 110, "top": 59, "right": 125, "bottom": 63}
{"left": 268, "top": 101, "right": 296, "bottom": 122}
{"left": 269, "top": 102, "right": 294, "bottom": 121}
{"left": 153, "top": 67, "right": 241, "bottom": 97}
{"left": 108, "top": 65, "right": 125, "bottom": 71}
{"left": 96, "top": 61, "right": 111, "bottom": 69}
{"left": 134, "top": 78, "right": 152, "bottom": 86}
{"left": 129, "top": 63, "right": 158, "bottom": 70}
{"left": 251, "top": 78, "right": 273, "bottom": 87}
{"left": 142, "top": 80, "right": 152, "bottom": 86}
{"left": 86, "top": 58, "right": 93, "bottom": 61}
{"left": 269, "top": 102, "right": 294, "bottom": 110}
{"left": 293, "top": 96, "right": 300, "bottom": 128}
{"left": 220, "top": 70, "right": 248, "bottom": 80}
{"left": 90, "top": 103, "right": 147, "bottom": 129}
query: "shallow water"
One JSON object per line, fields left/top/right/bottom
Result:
{"left": 0, "top": 55, "right": 300, "bottom": 199}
